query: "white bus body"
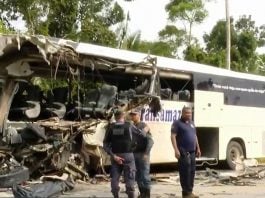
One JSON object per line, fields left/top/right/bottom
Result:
{"left": 1, "top": 35, "right": 265, "bottom": 170}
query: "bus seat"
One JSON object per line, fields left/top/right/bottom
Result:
{"left": 135, "top": 79, "right": 149, "bottom": 94}
{"left": 178, "top": 90, "right": 191, "bottom": 101}
{"left": 73, "top": 84, "right": 117, "bottom": 119}
{"left": 45, "top": 102, "right": 66, "bottom": 119}
{"left": 172, "top": 92, "right": 179, "bottom": 101}
{"left": 9, "top": 83, "right": 41, "bottom": 120}
{"left": 44, "top": 87, "right": 68, "bottom": 118}
{"left": 160, "top": 88, "right": 172, "bottom": 100}
{"left": 94, "top": 84, "right": 117, "bottom": 118}
{"left": 118, "top": 89, "right": 136, "bottom": 105}
{"left": 74, "top": 88, "right": 100, "bottom": 118}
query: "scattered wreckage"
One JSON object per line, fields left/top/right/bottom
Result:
{"left": 0, "top": 34, "right": 161, "bottom": 190}
{"left": 152, "top": 160, "right": 265, "bottom": 188}
{"left": 200, "top": 164, "right": 265, "bottom": 186}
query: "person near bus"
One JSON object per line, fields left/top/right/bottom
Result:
{"left": 170, "top": 106, "right": 201, "bottom": 198}
{"left": 103, "top": 109, "right": 136, "bottom": 198}
{"left": 129, "top": 109, "right": 154, "bottom": 198}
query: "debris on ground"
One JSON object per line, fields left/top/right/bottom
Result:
{"left": 199, "top": 162, "right": 265, "bottom": 186}
{"left": 149, "top": 161, "right": 265, "bottom": 188}
{"left": 12, "top": 173, "right": 74, "bottom": 198}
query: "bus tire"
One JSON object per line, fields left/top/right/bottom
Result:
{"left": 226, "top": 141, "right": 244, "bottom": 170}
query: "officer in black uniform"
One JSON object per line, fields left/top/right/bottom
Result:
{"left": 103, "top": 109, "right": 136, "bottom": 198}
{"left": 129, "top": 109, "right": 153, "bottom": 198}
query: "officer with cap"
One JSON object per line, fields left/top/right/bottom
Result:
{"left": 103, "top": 109, "right": 136, "bottom": 198}
{"left": 129, "top": 109, "right": 154, "bottom": 198}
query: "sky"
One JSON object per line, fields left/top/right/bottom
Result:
{"left": 12, "top": 0, "right": 265, "bottom": 53}
{"left": 117, "top": 0, "right": 265, "bottom": 46}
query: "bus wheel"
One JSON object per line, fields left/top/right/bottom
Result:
{"left": 226, "top": 141, "right": 244, "bottom": 170}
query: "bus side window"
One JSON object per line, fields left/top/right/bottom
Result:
{"left": 135, "top": 79, "right": 149, "bottom": 94}
{"left": 160, "top": 88, "right": 172, "bottom": 100}
{"left": 178, "top": 90, "right": 191, "bottom": 101}
{"left": 160, "top": 75, "right": 193, "bottom": 101}
{"left": 172, "top": 92, "right": 179, "bottom": 101}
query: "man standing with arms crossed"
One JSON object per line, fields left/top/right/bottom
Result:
{"left": 170, "top": 107, "right": 201, "bottom": 198}
{"left": 130, "top": 109, "right": 154, "bottom": 198}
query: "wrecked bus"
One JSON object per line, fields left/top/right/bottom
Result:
{"left": 1, "top": 34, "right": 265, "bottom": 186}
{"left": 0, "top": 34, "right": 161, "bottom": 186}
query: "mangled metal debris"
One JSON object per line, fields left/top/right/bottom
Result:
{"left": 0, "top": 34, "right": 162, "bottom": 191}
{"left": 201, "top": 164, "right": 265, "bottom": 186}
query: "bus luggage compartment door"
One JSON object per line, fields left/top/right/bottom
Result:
{"left": 194, "top": 90, "right": 224, "bottom": 127}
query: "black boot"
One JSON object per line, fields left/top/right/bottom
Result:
{"left": 141, "top": 188, "right": 150, "bottom": 198}
{"left": 127, "top": 191, "right": 135, "bottom": 198}
{"left": 144, "top": 188, "right": 150, "bottom": 198}
{"left": 112, "top": 191, "right": 119, "bottom": 198}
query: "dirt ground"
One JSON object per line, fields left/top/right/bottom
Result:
{"left": 1, "top": 168, "right": 265, "bottom": 198}
{"left": 60, "top": 169, "right": 265, "bottom": 198}
{"left": 59, "top": 179, "right": 265, "bottom": 198}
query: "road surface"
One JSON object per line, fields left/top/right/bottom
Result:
{"left": 1, "top": 169, "right": 265, "bottom": 197}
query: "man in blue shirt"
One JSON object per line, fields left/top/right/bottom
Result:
{"left": 171, "top": 107, "right": 201, "bottom": 198}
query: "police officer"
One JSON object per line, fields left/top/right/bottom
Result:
{"left": 129, "top": 109, "right": 154, "bottom": 198}
{"left": 170, "top": 106, "right": 201, "bottom": 198}
{"left": 103, "top": 109, "right": 136, "bottom": 198}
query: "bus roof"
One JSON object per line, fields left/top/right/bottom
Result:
{"left": 52, "top": 36, "right": 265, "bottom": 82}
{"left": 1, "top": 34, "right": 265, "bottom": 82}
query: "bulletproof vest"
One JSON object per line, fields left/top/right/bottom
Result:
{"left": 110, "top": 122, "right": 133, "bottom": 153}
{"left": 133, "top": 122, "right": 148, "bottom": 153}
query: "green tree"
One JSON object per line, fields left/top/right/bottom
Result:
{"left": 0, "top": 0, "right": 49, "bottom": 34}
{"left": 0, "top": 19, "right": 13, "bottom": 34}
{"left": 158, "top": 25, "right": 186, "bottom": 57}
{"left": 0, "top": 0, "right": 125, "bottom": 46}
{"left": 204, "top": 19, "right": 237, "bottom": 53}
{"left": 258, "top": 54, "right": 265, "bottom": 75}
{"left": 134, "top": 40, "right": 173, "bottom": 58}
{"left": 165, "top": 0, "right": 208, "bottom": 47}
{"left": 201, "top": 19, "right": 239, "bottom": 69}
{"left": 186, "top": 15, "right": 265, "bottom": 74}
{"left": 184, "top": 44, "right": 207, "bottom": 63}
{"left": 119, "top": 30, "right": 173, "bottom": 58}
{"left": 114, "top": 10, "right": 174, "bottom": 57}
{"left": 46, "top": 0, "right": 78, "bottom": 37}
{"left": 77, "top": 0, "right": 124, "bottom": 45}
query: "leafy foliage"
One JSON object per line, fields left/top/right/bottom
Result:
{"left": 119, "top": 30, "right": 174, "bottom": 57}
{"left": 165, "top": 0, "right": 208, "bottom": 46}
{"left": 0, "top": 0, "right": 125, "bottom": 46}
{"left": 0, "top": 19, "right": 14, "bottom": 33}
{"left": 185, "top": 15, "right": 265, "bottom": 74}
{"left": 204, "top": 19, "right": 237, "bottom": 52}
{"left": 158, "top": 25, "right": 186, "bottom": 57}
{"left": 1, "top": 0, "right": 265, "bottom": 76}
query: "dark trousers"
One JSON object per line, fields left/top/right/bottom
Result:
{"left": 134, "top": 152, "right": 151, "bottom": 190}
{"left": 178, "top": 152, "right": 196, "bottom": 196}
{"left": 110, "top": 153, "right": 136, "bottom": 198}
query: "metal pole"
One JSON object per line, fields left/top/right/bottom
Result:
{"left": 225, "top": 0, "right": 231, "bottom": 70}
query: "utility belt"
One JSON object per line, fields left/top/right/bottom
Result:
{"left": 179, "top": 148, "right": 195, "bottom": 157}
{"left": 183, "top": 151, "right": 195, "bottom": 158}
